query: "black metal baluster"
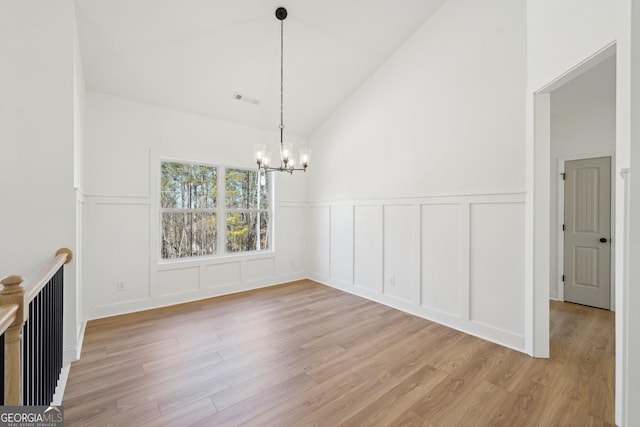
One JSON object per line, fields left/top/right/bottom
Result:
{"left": 3, "top": 259, "right": 66, "bottom": 406}
{"left": 40, "top": 285, "right": 46, "bottom": 405}
{"left": 37, "top": 292, "right": 42, "bottom": 405}
{"left": 12, "top": 265, "right": 66, "bottom": 405}
{"left": 56, "top": 269, "right": 63, "bottom": 394}
{"left": 46, "top": 279, "right": 52, "bottom": 402}
{"left": 23, "top": 312, "right": 29, "bottom": 404}
{"left": 35, "top": 293, "right": 40, "bottom": 405}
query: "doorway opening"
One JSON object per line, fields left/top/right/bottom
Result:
{"left": 529, "top": 41, "right": 617, "bottom": 423}
{"left": 548, "top": 53, "right": 616, "bottom": 311}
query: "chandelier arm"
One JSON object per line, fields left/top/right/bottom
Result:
{"left": 262, "top": 166, "right": 307, "bottom": 174}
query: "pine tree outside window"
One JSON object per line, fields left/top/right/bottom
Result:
{"left": 225, "top": 168, "right": 271, "bottom": 253}
{"left": 160, "top": 161, "right": 272, "bottom": 260}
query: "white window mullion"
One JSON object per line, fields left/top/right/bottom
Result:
{"left": 269, "top": 172, "right": 274, "bottom": 252}
{"left": 256, "top": 172, "right": 261, "bottom": 251}
{"left": 217, "top": 165, "right": 226, "bottom": 255}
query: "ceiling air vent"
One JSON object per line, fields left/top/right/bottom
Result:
{"left": 233, "top": 92, "right": 260, "bottom": 105}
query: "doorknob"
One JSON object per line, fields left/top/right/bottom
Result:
{"left": 600, "top": 237, "right": 608, "bottom": 243}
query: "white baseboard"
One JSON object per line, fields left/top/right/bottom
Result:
{"left": 63, "top": 320, "right": 87, "bottom": 364}
{"left": 87, "top": 273, "right": 306, "bottom": 321}
{"left": 51, "top": 364, "right": 71, "bottom": 406}
{"left": 56, "top": 320, "right": 87, "bottom": 405}
{"left": 310, "top": 274, "right": 525, "bottom": 353}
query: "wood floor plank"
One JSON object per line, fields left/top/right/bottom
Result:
{"left": 294, "top": 369, "right": 401, "bottom": 426}
{"left": 210, "top": 345, "right": 346, "bottom": 411}
{"left": 337, "top": 364, "right": 448, "bottom": 426}
{"left": 63, "top": 364, "right": 145, "bottom": 399}
{"left": 139, "top": 397, "right": 217, "bottom": 427}
{"left": 387, "top": 410, "right": 431, "bottom": 427}
{"left": 305, "top": 315, "right": 431, "bottom": 382}
{"left": 438, "top": 380, "right": 511, "bottom": 426}
{"left": 63, "top": 281, "right": 615, "bottom": 426}
{"left": 482, "top": 344, "right": 536, "bottom": 390}
{"left": 238, "top": 366, "right": 387, "bottom": 426}
{"left": 407, "top": 361, "right": 499, "bottom": 423}
{"left": 193, "top": 373, "right": 319, "bottom": 427}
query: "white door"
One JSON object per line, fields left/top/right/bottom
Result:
{"left": 563, "top": 157, "right": 611, "bottom": 309}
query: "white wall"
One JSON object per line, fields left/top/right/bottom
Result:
{"left": 0, "top": 0, "right": 81, "bottom": 362}
{"left": 549, "top": 56, "right": 616, "bottom": 300}
{"left": 626, "top": 1, "right": 640, "bottom": 424}
{"left": 306, "top": 0, "right": 528, "bottom": 351}
{"left": 83, "top": 92, "right": 307, "bottom": 319}
{"left": 309, "top": 0, "right": 526, "bottom": 200}
{"left": 527, "top": 0, "right": 624, "bottom": 94}
{"left": 0, "top": 1, "right": 76, "bottom": 278}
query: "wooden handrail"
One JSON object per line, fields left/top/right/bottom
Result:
{"left": 24, "top": 248, "right": 72, "bottom": 303}
{"left": 0, "top": 247, "right": 72, "bottom": 405}
{"left": 0, "top": 305, "right": 18, "bottom": 337}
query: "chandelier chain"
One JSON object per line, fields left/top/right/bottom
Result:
{"left": 280, "top": 18, "right": 284, "bottom": 138}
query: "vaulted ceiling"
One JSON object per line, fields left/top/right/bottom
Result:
{"left": 75, "top": 0, "right": 447, "bottom": 136}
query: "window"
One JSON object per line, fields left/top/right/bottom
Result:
{"left": 225, "top": 168, "right": 271, "bottom": 253}
{"left": 160, "top": 162, "right": 217, "bottom": 259}
{"left": 160, "top": 161, "right": 271, "bottom": 260}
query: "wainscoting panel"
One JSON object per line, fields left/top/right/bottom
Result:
{"left": 245, "top": 257, "right": 276, "bottom": 283}
{"left": 275, "top": 206, "right": 306, "bottom": 277}
{"left": 85, "top": 202, "right": 150, "bottom": 307}
{"left": 203, "top": 261, "right": 242, "bottom": 289}
{"left": 470, "top": 202, "right": 525, "bottom": 335}
{"left": 309, "top": 193, "right": 526, "bottom": 351}
{"left": 157, "top": 266, "right": 199, "bottom": 297}
{"left": 330, "top": 206, "right": 354, "bottom": 286}
{"left": 308, "top": 206, "right": 330, "bottom": 278}
{"left": 354, "top": 205, "right": 383, "bottom": 293}
{"left": 85, "top": 196, "right": 306, "bottom": 320}
{"left": 383, "top": 205, "right": 419, "bottom": 303}
{"left": 421, "top": 204, "right": 463, "bottom": 317}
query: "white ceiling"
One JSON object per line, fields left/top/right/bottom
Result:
{"left": 75, "top": 0, "right": 447, "bottom": 136}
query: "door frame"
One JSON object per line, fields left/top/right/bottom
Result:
{"left": 556, "top": 153, "right": 616, "bottom": 309}
{"left": 525, "top": 42, "right": 616, "bottom": 358}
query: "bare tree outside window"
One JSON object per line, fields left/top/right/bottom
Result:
{"left": 161, "top": 162, "right": 217, "bottom": 259}
{"left": 160, "top": 161, "right": 272, "bottom": 260}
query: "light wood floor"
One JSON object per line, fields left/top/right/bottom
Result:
{"left": 63, "top": 280, "right": 615, "bottom": 426}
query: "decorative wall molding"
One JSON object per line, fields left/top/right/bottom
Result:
{"left": 83, "top": 192, "right": 308, "bottom": 320}
{"left": 307, "top": 192, "right": 527, "bottom": 352}
{"left": 91, "top": 196, "right": 151, "bottom": 205}
{"left": 308, "top": 192, "right": 526, "bottom": 207}
{"left": 83, "top": 189, "right": 526, "bottom": 353}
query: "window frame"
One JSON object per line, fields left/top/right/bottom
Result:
{"left": 159, "top": 158, "right": 274, "bottom": 262}
{"left": 223, "top": 166, "right": 273, "bottom": 254}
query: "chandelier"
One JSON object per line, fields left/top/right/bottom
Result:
{"left": 253, "top": 7, "right": 311, "bottom": 174}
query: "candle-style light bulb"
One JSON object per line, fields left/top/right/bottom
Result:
{"left": 299, "top": 147, "right": 312, "bottom": 168}
{"left": 281, "top": 142, "right": 293, "bottom": 163}
{"left": 253, "top": 144, "right": 266, "bottom": 166}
